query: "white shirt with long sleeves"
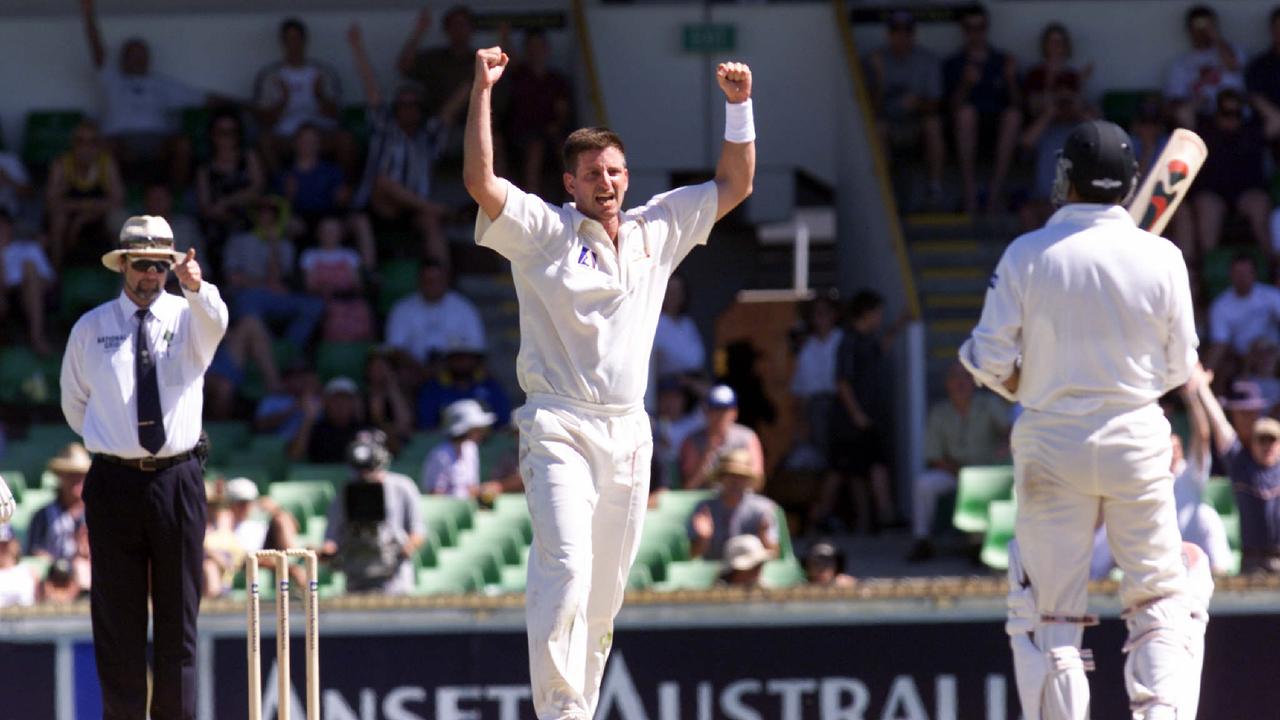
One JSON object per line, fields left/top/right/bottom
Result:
{"left": 476, "top": 180, "right": 719, "bottom": 407}
{"left": 790, "top": 328, "right": 844, "bottom": 397}
{"left": 385, "top": 291, "right": 486, "bottom": 363}
{"left": 1208, "top": 283, "right": 1280, "bottom": 355}
{"left": 61, "top": 284, "right": 229, "bottom": 457}
{"left": 420, "top": 439, "right": 480, "bottom": 498}
{"left": 960, "top": 204, "right": 1198, "bottom": 416}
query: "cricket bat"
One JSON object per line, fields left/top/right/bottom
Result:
{"left": 1128, "top": 128, "right": 1208, "bottom": 237}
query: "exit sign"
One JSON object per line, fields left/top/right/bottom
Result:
{"left": 682, "top": 23, "right": 736, "bottom": 53}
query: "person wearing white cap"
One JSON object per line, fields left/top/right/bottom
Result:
{"left": 718, "top": 534, "right": 771, "bottom": 589}
{"left": 467, "top": 40, "right": 756, "bottom": 720}
{"left": 679, "top": 384, "right": 764, "bottom": 490}
{"left": 60, "top": 214, "right": 227, "bottom": 720}
{"left": 421, "top": 398, "right": 498, "bottom": 498}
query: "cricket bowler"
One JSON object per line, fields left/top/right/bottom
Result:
{"left": 960, "top": 119, "right": 1210, "bottom": 719}
{"left": 463, "top": 46, "right": 755, "bottom": 719}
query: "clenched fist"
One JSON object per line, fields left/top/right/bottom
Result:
{"left": 173, "top": 248, "right": 202, "bottom": 292}
{"left": 474, "top": 47, "right": 509, "bottom": 90}
{"left": 717, "top": 62, "right": 752, "bottom": 104}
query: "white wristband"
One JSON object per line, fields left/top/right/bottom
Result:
{"left": 725, "top": 99, "right": 755, "bottom": 143}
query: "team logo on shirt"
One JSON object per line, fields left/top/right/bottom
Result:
{"left": 96, "top": 334, "right": 127, "bottom": 351}
{"left": 577, "top": 246, "right": 599, "bottom": 270}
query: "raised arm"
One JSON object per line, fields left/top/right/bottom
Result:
{"left": 713, "top": 62, "right": 755, "bottom": 221}
{"left": 396, "top": 9, "right": 432, "bottom": 77}
{"left": 463, "top": 47, "right": 511, "bottom": 221}
{"left": 80, "top": 0, "right": 106, "bottom": 69}
{"left": 1191, "top": 364, "right": 1237, "bottom": 456}
{"left": 1180, "top": 377, "right": 1211, "bottom": 468}
{"left": 346, "top": 24, "right": 383, "bottom": 109}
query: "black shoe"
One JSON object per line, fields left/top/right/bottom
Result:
{"left": 905, "top": 539, "right": 935, "bottom": 562}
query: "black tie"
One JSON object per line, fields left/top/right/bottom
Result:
{"left": 135, "top": 308, "right": 165, "bottom": 455}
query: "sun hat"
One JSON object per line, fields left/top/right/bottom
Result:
{"left": 101, "top": 215, "right": 185, "bottom": 272}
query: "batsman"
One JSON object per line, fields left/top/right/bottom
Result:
{"left": 960, "top": 120, "right": 1210, "bottom": 720}
{"left": 463, "top": 45, "right": 754, "bottom": 719}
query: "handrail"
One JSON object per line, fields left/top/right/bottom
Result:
{"left": 570, "top": 0, "right": 609, "bottom": 127}
{"left": 831, "top": 0, "right": 921, "bottom": 319}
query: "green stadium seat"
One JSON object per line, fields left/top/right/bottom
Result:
{"left": 422, "top": 495, "right": 475, "bottom": 534}
{"left": 0, "top": 345, "right": 57, "bottom": 405}
{"left": 655, "top": 559, "right": 720, "bottom": 591}
{"left": 22, "top": 109, "right": 84, "bottom": 169}
{"left": 761, "top": 559, "right": 806, "bottom": 588}
{"left": 377, "top": 258, "right": 420, "bottom": 315}
{"left": 498, "top": 564, "right": 527, "bottom": 594}
{"left": 1221, "top": 513, "right": 1241, "bottom": 551}
{"left": 439, "top": 539, "right": 503, "bottom": 585}
{"left": 316, "top": 341, "right": 373, "bottom": 384}
{"left": 419, "top": 498, "right": 461, "bottom": 547}
{"left": 415, "top": 564, "right": 483, "bottom": 595}
{"left": 656, "top": 489, "right": 715, "bottom": 523}
{"left": 634, "top": 535, "right": 672, "bottom": 583}
{"left": 203, "top": 421, "right": 251, "bottom": 465}
{"left": 979, "top": 500, "right": 1018, "bottom": 570}
{"left": 1204, "top": 477, "right": 1237, "bottom": 517}
{"left": 242, "top": 434, "right": 292, "bottom": 484}
{"left": 469, "top": 513, "right": 525, "bottom": 565}
{"left": 286, "top": 463, "right": 350, "bottom": 487}
{"left": 953, "top": 465, "right": 1015, "bottom": 533}
{"left": 413, "top": 538, "right": 439, "bottom": 569}
{"left": 301, "top": 516, "right": 328, "bottom": 549}
{"left": 627, "top": 563, "right": 653, "bottom": 590}
{"left": 479, "top": 432, "right": 517, "bottom": 482}
{"left": 773, "top": 504, "right": 795, "bottom": 560}
{"left": 491, "top": 494, "right": 532, "bottom": 544}
{"left": 268, "top": 480, "right": 334, "bottom": 517}
{"left": 60, "top": 265, "right": 120, "bottom": 325}
{"left": 0, "top": 471, "right": 27, "bottom": 503}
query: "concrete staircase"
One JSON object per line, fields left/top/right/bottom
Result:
{"left": 904, "top": 213, "right": 1021, "bottom": 400}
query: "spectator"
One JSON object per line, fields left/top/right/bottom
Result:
{"left": 195, "top": 109, "right": 266, "bottom": 258}
{"left": 421, "top": 398, "right": 499, "bottom": 498}
{"left": 1225, "top": 380, "right": 1269, "bottom": 448}
{"left": 290, "top": 376, "right": 368, "bottom": 462}
{"left": 652, "top": 273, "right": 707, "bottom": 381}
{"left": 44, "top": 119, "right": 124, "bottom": 268}
{"left": 138, "top": 182, "right": 205, "bottom": 261}
{"left": 717, "top": 534, "right": 771, "bottom": 589}
{"left": 0, "top": 524, "right": 35, "bottom": 608}
{"left": 301, "top": 216, "right": 374, "bottom": 343}
{"left": 0, "top": 211, "right": 54, "bottom": 355}
{"left": 788, "top": 293, "right": 843, "bottom": 471}
{"left": 38, "top": 558, "right": 83, "bottom": 604}
{"left": 943, "top": 5, "right": 1021, "bottom": 215}
{"left": 385, "top": 259, "right": 486, "bottom": 369}
{"left": 396, "top": 6, "right": 477, "bottom": 140}
{"left": 223, "top": 196, "right": 324, "bottom": 348}
{"left": 503, "top": 29, "right": 573, "bottom": 198}
{"left": 679, "top": 384, "right": 765, "bottom": 490}
{"left": 653, "top": 375, "right": 705, "bottom": 486}
{"left": 906, "top": 362, "right": 1010, "bottom": 562}
{"left": 204, "top": 477, "right": 302, "bottom": 597}
{"left": 1196, "top": 364, "right": 1280, "bottom": 573}
{"left": 803, "top": 541, "right": 855, "bottom": 588}
{"left": 350, "top": 24, "right": 466, "bottom": 265}
{"left": 1240, "top": 337, "right": 1280, "bottom": 410}
{"left": 864, "top": 10, "right": 945, "bottom": 207}
{"left": 26, "top": 443, "right": 90, "bottom": 561}
{"left": 416, "top": 342, "right": 512, "bottom": 430}
{"left": 277, "top": 124, "right": 377, "bottom": 269}
{"left": 364, "top": 350, "right": 414, "bottom": 454}
{"left": 1192, "top": 89, "right": 1278, "bottom": 259}
{"left": 1176, "top": 377, "right": 1234, "bottom": 574}
{"left": 1018, "top": 23, "right": 1094, "bottom": 231}
{"left": 78, "top": 0, "right": 211, "bottom": 186}
{"left": 1204, "top": 253, "right": 1280, "bottom": 380}
{"left": 689, "top": 449, "right": 779, "bottom": 561}
{"left": 0, "top": 148, "right": 32, "bottom": 220}
{"left": 1246, "top": 7, "right": 1280, "bottom": 159}
{"left": 322, "top": 430, "right": 425, "bottom": 594}
{"left": 253, "top": 18, "right": 352, "bottom": 174}
{"left": 820, "top": 290, "right": 908, "bottom": 533}
{"left": 255, "top": 360, "right": 320, "bottom": 440}
{"left": 204, "top": 315, "right": 283, "bottom": 420}
{"left": 1165, "top": 5, "right": 1246, "bottom": 129}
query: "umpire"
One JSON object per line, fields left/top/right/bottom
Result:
{"left": 60, "top": 216, "right": 228, "bottom": 719}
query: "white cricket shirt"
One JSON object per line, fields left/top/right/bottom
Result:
{"left": 960, "top": 203, "right": 1198, "bottom": 415}
{"left": 1208, "top": 283, "right": 1280, "bottom": 355}
{"left": 476, "top": 179, "right": 718, "bottom": 408}
{"left": 61, "top": 284, "right": 229, "bottom": 457}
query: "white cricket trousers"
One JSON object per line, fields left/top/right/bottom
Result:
{"left": 1012, "top": 404, "right": 1200, "bottom": 719}
{"left": 516, "top": 393, "right": 652, "bottom": 720}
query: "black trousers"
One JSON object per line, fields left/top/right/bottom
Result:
{"left": 83, "top": 457, "right": 206, "bottom": 720}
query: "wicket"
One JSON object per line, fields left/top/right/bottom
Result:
{"left": 247, "top": 549, "right": 320, "bottom": 720}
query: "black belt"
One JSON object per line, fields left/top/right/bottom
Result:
{"left": 94, "top": 451, "right": 195, "bottom": 472}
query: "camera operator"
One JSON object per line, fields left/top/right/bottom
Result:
{"left": 320, "top": 429, "right": 425, "bottom": 594}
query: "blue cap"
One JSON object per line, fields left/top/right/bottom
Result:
{"left": 708, "top": 384, "right": 737, "bottom": 409}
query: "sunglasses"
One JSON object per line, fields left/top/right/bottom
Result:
{"left": 130, "top": 258, "right": 171, "bottom": 273}
{"left": 1255, "top": 434, "right": 1278, "bottom": 445}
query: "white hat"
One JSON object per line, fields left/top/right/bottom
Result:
{"left": 323, "top": 376, "right": 359, "bottom": 396}
{"left": 443, "top": 399, "right": 496, "bottom": 437}
{"left": 722, "top": 534, "right": 772, "bottom": 572}
{"left": 707, "top": 384, "right": 738, "bottom": 409}
{"left": 101, "top": 216, "right": 185, "bottom": 272}
{"left": 47, "top": 442, "right": 91, "bottom": 474}
{"left": 225, "top": 477, "right": 259, "bottom": 503}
